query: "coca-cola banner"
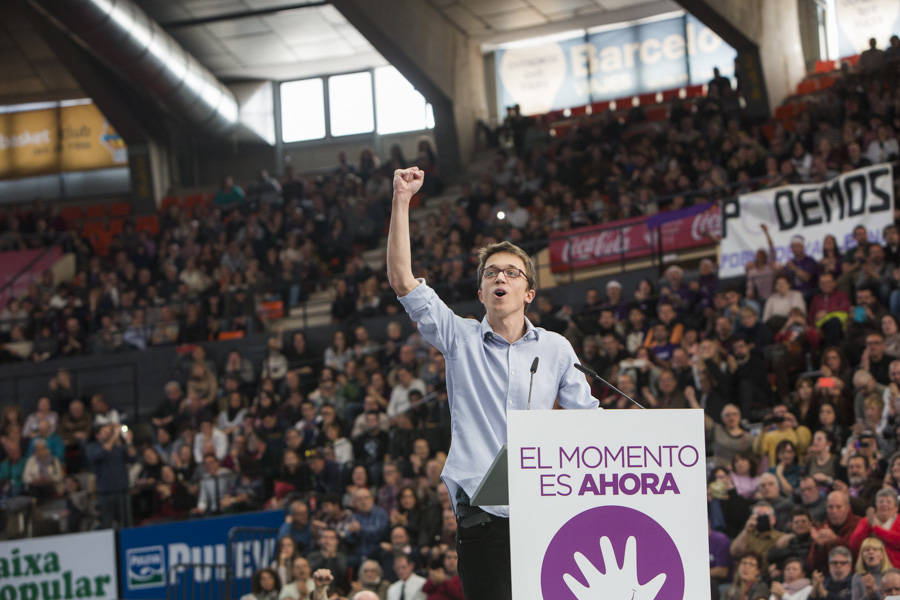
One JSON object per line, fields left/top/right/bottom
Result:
{"left": 719, "top": 163, "right": 895, "bottom": 278}
{"left": 548, "top": 203, "right": 720, "bottom": 273}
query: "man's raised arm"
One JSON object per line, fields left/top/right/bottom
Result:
{"left": 386, "top": 167, "right": 424, "bottom": 297}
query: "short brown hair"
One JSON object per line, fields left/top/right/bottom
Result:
{"left": 476, "top": 241, "right": 536, "bottom": 290}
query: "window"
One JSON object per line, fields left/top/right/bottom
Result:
{"left": 328, "top": 72, "right": 374, "bottom": 136}
{"left": 280, "top": 79, "right": 325, "bottom": 142}
{"left": 374, "top": 66, "right": 432, "bottom": 134}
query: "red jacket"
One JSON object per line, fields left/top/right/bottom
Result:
{"left": 807, "top": 513, "right": 861, "bottom": 572}
{"left": 422, "top": 575, "right": 464, "bottom": 600}
{"left": 808, "top": 291, "right": 850, "bottom": 325}
{"left": 849, "top": 515, "right": 900, "bottom": 567}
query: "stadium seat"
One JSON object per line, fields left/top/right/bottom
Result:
{"left": 774, "top": 104, "right": 794, "bottom": 120}
{"left": 84, "top": 204, "right": 107, "bottom": 219}
{"left": 797, "top": 79, "right": 818, "bottom": 95}
{"left": 136, "top": 215, "right": 159, "bottom": 235}
{"left": 109, "top": 201, "right": 131, "bottom": 217}
{"left": 160, "top": 196, "right": 180, "bottom": 212}
{"left": 183, "top": 193, "right": 208, "bottom": 211}
{"left": 218, "top": 331, "right": 245, "bottom": 341}
{"left": 612, "top": 96, "right": 636, "bottom": 110}
{"left": 570, "top": 105, "right": 588, "bottom": 117}
{"left": 661, "top": 89, "right": 680, "bottom": 103}
{"left": 590, "top": 100, "right": 611, "bottom": 114}
{"left": 638, "top": 92, "right": 658, "bottom": 106}
{"left": 645, "top": 106, "right": 668, "bottom": 121}
{"left": 107, "top": 219, "right": 124, "bottom": 235}
{"left": 82, "top": 222, "right": 105, "bottom": 239}
{"left": 684, "top": 84, "right": 705, "bottom": 98}
{"left": 818, "top": 76, "right": 836, "bottom": 90}
{"left": 814, "top": 59, "right": 836, "bottom": 73}
{"left": 257, "top": 301, "right": 284, "bottom": 321}
{"left": 60, "top": 206, "right": 84, "bottom": 223}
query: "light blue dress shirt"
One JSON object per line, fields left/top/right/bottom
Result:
{"left": 398, "top": 280, "right": 599, "bottom": 518}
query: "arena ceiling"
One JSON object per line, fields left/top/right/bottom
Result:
{"left": 0, "top": 0, "right": 677, "bottom": 108}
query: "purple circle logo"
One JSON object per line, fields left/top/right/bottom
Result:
{"left": 541, "top": 505, "right": 684, "bottom": 600}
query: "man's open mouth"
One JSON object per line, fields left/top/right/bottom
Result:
{"left": 494, "top": 289, "right": 507, "bottom": 297}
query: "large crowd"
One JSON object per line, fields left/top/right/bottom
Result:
{"left": 0, "top": 35, "right": 900, "bottom": 600}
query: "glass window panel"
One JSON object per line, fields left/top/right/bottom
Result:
{"left": 328, "top": 72, "right": 374, "bottom": 136}
{"left": 375, "top": 66, "right": 429, "bottom": 134}
{"left": 280, "top": 78, "right": 325, "bottom": 142}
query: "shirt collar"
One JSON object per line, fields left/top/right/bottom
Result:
{"left": 480, "top": 315, "right": 539, "bottom": 342}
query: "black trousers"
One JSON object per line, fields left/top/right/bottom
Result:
{"left": 457, "top": 516, "right": 512, "bottom": 600}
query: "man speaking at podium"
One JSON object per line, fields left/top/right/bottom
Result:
{"left": 387, "top": 167, "right": 599, "bottom": 599}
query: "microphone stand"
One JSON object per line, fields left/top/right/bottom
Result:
{"left": 573, "top": 363, "right": 646, "bottom": 409}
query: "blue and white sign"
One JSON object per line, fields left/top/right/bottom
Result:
{"left": 494, "top": 13, "right": 736, "bottom": 115}
{"left": 119, "top": 510, "right": 285, "bottom": 599}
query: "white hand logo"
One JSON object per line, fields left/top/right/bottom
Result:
{"left": 563, "top": 536, "right": 667, "bottom": 600}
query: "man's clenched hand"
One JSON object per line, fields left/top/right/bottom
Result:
{"left": 393, "top": 167, "right": 424, "bottom": 198}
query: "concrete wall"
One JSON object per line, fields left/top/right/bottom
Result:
{"left": 681, "top": 0, "right": 809, "bottom": 109}
{"left": 332, "top": 0, "right": 488, "bottom": 177}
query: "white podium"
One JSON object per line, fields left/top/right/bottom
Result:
{"left": 506, "top": 409, "right": 710, "bottom": 600}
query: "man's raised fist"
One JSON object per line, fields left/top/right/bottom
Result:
{"left": 393, "top": 167, "right": 424, "bottom": 198}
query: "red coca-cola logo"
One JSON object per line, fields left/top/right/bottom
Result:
{"left": 560, "top": 228, "right": 633, "bottom": 263}
{"left": 691, "top": 209, "right": 721, "bottom": 241}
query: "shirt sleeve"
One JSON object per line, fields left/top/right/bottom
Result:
{"left": 556, "top": 336, "right": 600, "bottom": 410}
{"left": 397, "top": 280, "right": 461, "bottom": 358}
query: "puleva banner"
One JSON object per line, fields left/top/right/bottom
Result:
{"left": 0, "top": 102, "right": 127, "bottom": 179}
{"left": 719, "top": 163, "right": 895, "bottom": 278}
{"left": 494, "top": 13, "right": 736, "bottom": 115}
{"left": 119, "top": 510, "right": 284, "bottom": 600}
{"left": 508, "top": 409, "right": 709, "bottom": 600}
{"left": 0, "top": 530, "right": 118, "bottom": 600}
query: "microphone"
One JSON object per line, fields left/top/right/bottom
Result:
{"left": 573, "top": 363, "right": 646, "bottom": 409}
{"left": 527, "top": 357, "right": 539, "bottom": 409}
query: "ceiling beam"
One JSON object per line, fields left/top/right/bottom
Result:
{"left": 159, "top": 2, "right": 328, "bottom": 29}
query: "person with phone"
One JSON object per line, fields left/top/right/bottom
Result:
{"left": 729, "top": 501, "right": 785, "bottom": 567}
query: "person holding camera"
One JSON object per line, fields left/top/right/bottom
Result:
{"left": 730, "top": 502, "right": 786, "bottom": 567}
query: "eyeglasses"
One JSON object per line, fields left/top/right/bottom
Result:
{"left": 829, "top": 559, "right": 851, "bottom": 565}
{"left": 483, "top": 267, "right": 528, "bottom": 281}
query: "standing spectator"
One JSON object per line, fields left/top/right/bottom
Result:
{"left": 308, "top": 528, "right": 350, "bottom": 594}
{"left": 87, "top": 423, "right": 136, "bottom": 528}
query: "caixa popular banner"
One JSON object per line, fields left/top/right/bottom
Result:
{"left": 508, "top": 409, "right": 710, "bottom": 600}
{"left": 548, "top": 202, "right": 720, "bottom": 273}
{"left": 719, "top": 163, "right": 895, "bottom": 278}
{"left": 0, "top": 530, "right": 118, "bottom": 600}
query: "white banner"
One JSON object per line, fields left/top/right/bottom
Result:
{"left": 508, "top": 409, "right": 709, "bottom": 600}
{"left": 719, "top": 163, "right": 894, "bottom": 278}
{"left": 835, "top": 0, "right": 900, "bottom": 58}
{"left": 0, "top": 530, "right": 118, "bottom": 599}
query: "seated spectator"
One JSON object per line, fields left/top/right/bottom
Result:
{"left": 422, "top": 550, "right": 462, "bottom": 600}
{"left": 387, "top": 554, "right": 425, "bottom": 600}
{"left": 722, "top": 551, "right": 768, "bottom": 600}
{"left": 764, "top": 276, "right": 807, "bottom": 329}
{"left": 346, "top": 487, "right": 390, "bottom": 565}
{"left": 26, "top": 417, "right": 64, "bottom": 461}
{"left": 193, "top": 415, "right": 228, "bottom": 463}
{"left": 768, "top": 508, "right": 814, "bottom": 575}
{"left": 768, "top": 556, "right": 812, "bottom": 600}
{"left": 271, "top": 536, "right": 298, "bottom": 590}
{"left": 755, "top": 405, "right": 812, "bottom": 467}
{"left": 881, "top": 568, "right": 900, "bottom": 598}
{"left": 808, "top": 272, "right": 850, "bottom": 347}
{"left": 22, "top": 438, "right": 64, "bottom": 499}
{"left": 730, "top": 501, "right": 786, "bottom": 567}
{"left": 841, "top": 454, "right": 881, "bottom": 515}
{"left": 308, "top": 528, "right": 349, "bottom": 595}
{"left": 191, "top": 453, "right": 235, "bottom": 515}
{"left": 58, "top": 399, "right": 91, "bottom": 470}
{"left": 850, "top": 536, "right": 891, "bottom": 600}
{"left": 90, "top": 394, "right": 122, "bottom": 427}
{"left": 241, "top": 567, "right": 280, "bottom": 600}
{"left": 278, "top": 500, "right": 313, "bottom": 553}
{"left": 350, "top": 560, "right": 391, "bottom": 599}
{"left": 22, "top": 396, "right": 58, "bottom": 438}
{"left": 146, "top": 464, "right": 192, "bottom": 523}
{"left": 809, "top": 546, "right": 853, "bottom": 599}
{"left": 849, "top": 488, "right": 900, "bottom": 566}
{"left": 214, "top": 175, "right": 245, "bottom": 209}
